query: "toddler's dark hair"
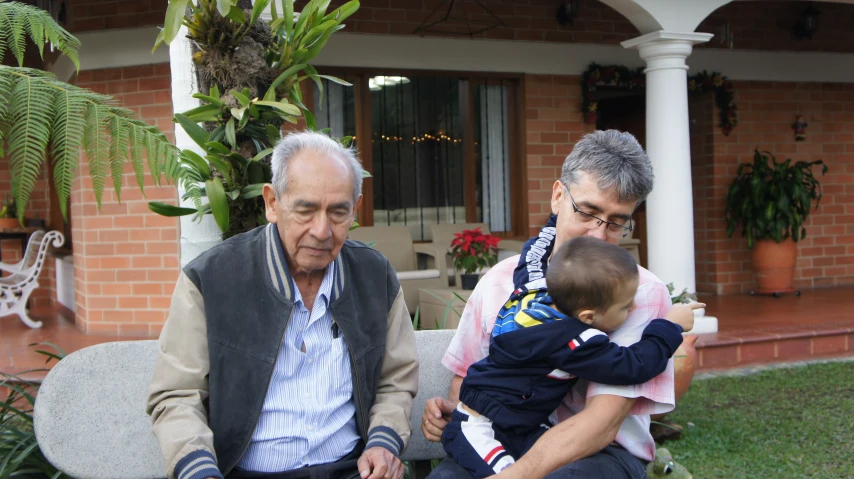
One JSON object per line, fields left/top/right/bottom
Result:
{"left": 546, "top": 236, "right": 639, "bottom": 316}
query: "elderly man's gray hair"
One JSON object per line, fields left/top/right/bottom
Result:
{"left": 270, "top": 130, "right": 363, "bottom": 203}
{"left": 561, "top": 130, "right": 654, "bottom": 203}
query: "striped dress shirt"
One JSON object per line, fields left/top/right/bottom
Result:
{"left": 236, "top": 262, "right": 360, "bottom": 473}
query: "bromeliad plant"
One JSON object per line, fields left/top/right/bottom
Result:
{"left": 449, "top": 228, "right": 500, "bottom": 276}
{"left": 725, "top": 149, "right": 827, "bottom": 248}
{"left": 147, "top": 0, "right": 365, "bottom": 238}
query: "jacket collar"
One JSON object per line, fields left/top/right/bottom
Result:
{"left": 264, "top": 223, "right": 344, "bottom": 303}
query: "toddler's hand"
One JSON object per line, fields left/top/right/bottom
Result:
{"left": 665, "top": 303, "right": 705, "bottom": 332}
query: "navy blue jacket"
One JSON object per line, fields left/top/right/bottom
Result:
{"left": 459, "top": 297, "right": 683, "bottom": 433}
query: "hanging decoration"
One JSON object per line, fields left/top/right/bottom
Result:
{"left": 581, "top": 63, "right": 739, "bottom": 136}
{"left": 792, "top": 115, "right": 808, "bottom": 141}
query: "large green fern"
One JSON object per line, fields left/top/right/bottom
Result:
{"left": 0, "top": 0, "right": 176, "bottom": 222}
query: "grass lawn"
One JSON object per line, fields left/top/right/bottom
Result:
{"left": 665, "top": 361, "right": 854, "bottom": 478}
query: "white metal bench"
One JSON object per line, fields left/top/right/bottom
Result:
{"left": 0, "top": 230, "right": 65, "bottom": 328}
{"left": 33, "top": 329, "right": 455, "bottom": 479}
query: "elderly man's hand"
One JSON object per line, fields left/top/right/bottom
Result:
{"left": 357, "top": 446, "right": 405, "bottom": 479}
{"left": 422, "top": 397, "right": 456, "bottom": 442}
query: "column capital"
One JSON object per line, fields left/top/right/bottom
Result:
{"left": 621, "top": 31, "right": 713, "bottom": 72}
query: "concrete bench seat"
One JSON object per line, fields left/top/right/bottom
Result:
{"left": 33, "top": 329, "right": 454, "bottom": 479}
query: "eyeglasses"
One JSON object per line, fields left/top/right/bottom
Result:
{"left": 563, "top": 184, "right": 634, "bottom": 239}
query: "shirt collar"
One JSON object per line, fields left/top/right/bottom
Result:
{"left": 265, "top": 223, "right": 342, "bottom": 304}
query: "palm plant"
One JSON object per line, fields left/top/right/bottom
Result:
{"left": 147, "top": 0, "right": 365, "bottom": 238}
{"left": 0, "top": 0, "right": 176, "bottom": 223}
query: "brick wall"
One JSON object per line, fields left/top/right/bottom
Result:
{"left": 71, "top": 63, "right": 180, "bottom": 337}
{"left": 298, "top": 0, "right": 854, "bottom": 53}
{"left": 67, "top": 0, "right": 166, "bottom": 32}
{"left": 695, "top": 80, "right": 854, "bottom": 294}
{"left": 697, "top": 1, "right": 854, "bottom": 53}
{"left": 523, "top": 75, "right": 594, "bottom": 237}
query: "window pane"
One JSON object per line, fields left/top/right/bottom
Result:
{"left": 474, "top": 81, "right": 512, "bottom": 233}
{"left": 312, "top": 76, "right": 356, "bottom": 142}
{"left": 371, "top": 76, "right": 465, "bottom": 241}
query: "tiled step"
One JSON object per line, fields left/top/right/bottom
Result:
{"left": 695, "top": 323, "right": 854, "bottom": 371}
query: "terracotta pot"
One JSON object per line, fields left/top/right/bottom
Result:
{"left": 0, "top": 218, "right": 21, "bottom": 229}
{"left": 650, "top": 335, "right": 697, "bottom": 422}
{"left": 751, "top": 238, "right": 797, "bottom": 294}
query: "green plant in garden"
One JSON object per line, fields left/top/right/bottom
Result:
{"left": 0, "top": 343, "right": 68, "bottom": 478}
{"left": 0, "top": 0, "right": 175, "bottom": 223}
{"left": 725, "top": 149, "right": 827, "bottom": 249}
{"left": 148, "top": 0, "right": 366, "bottom": 238}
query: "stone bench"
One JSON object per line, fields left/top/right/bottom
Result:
{"left": 33, "top": 329, "right": 455, "bottom": 479}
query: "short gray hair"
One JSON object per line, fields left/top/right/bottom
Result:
{"left": 561, "top": 130, "right": 654, "bottom": 203}
{"left": 270, "top": 130, "right": 363, "bottom": 203}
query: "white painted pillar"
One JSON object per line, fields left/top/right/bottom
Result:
{"left": 169, "top": 26, "right": 223, "bottom": 266}
{"left": 623, "top": 31, "right": 719, "bottom": 333}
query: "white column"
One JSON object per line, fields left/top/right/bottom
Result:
{"left": 170, "top": 26, "right": 223, "bottom": 267}
{"left": 623, "top": 31, "right": 718, "bottom": 333}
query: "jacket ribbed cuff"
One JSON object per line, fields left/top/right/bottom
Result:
{"left": 366, "top": 426, "right": 405, "bottom": 457}
{"left": 175, "top": 449, "right": 223, "bottom": 479}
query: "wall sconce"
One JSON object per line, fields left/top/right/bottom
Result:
{"left": 794, "top": 1, "right": 820, "bottom": 40}
{"left": 793, "top": 115, "right": 808, "bottom": 141}
{"left": 556, "top": 0, "right": 580, "bottom": 26}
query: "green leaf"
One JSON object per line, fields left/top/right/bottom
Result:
{"left": 174, "top": 113, "right": 210, "bottom": 149}
{"left": 182, "top": 102, "right": 223, "bottom": 118}
{"left": 82, "top": 103, "right": 109, "bottom": 207}
{"left": 225, "top": 118, "right": 237, "bottom": 149}
{"left": 230, "top": 107, "right": 246, "bottom": 121}
{"left": 217, "top": 0, "right": 233, "bottom": 17}
{"left": 284, "top": 0, "right": 294, "bottom": 38}
{"left": 148, "top": 201, "right": 197, "bottom": 216}
{"left": 50, "top": 87, "right": 85, "bottom": 220}
{"left": 231, "top": 90, "right": 251, "bottom": 107}
{"left": 253, "top": 148, "right": 274, "bottom": 162}
{"left": 264, "top": 63, "right": 307, "bottom": 101}
{"left": 300, "top": 20, "right": 337, "bottom": 50}
{"left": 206, "top": 178, "right": 230, "bottom": 233}
{"left": 266, "top": 124, "right": 281, "bottom": 144}
{"left": 241, "top": 183, "right": 266, "bottom": 199}
{"left": 163, "top": 0, "right": 190, "bottom": 47}
{"left": 128, "top": 124, "right": 146, "bottom": 192}
{"left": 226, "top": 5, "right": 247, "bottom": 23}
{"left": 205, "top": 141, "right": 232, "bottom": 155}
{"left": 210, "top": 84, "right": 221, "bottom": 100}
{"left": 303, "top": 107, "right": 317, "bottom": 130}
{"left": 181, "top": 149, "right": 211, "bottom": 179}
{"left": 250, "top": 0, "right": 271, "bottom": 25}
{"left": 247, "top": 161, "right": 266, "bottom": 184}
{"left": 314, "top": 74, "right": 353, "bottom": 87}
{"left": 254, "top": 100, "right": 301, "bottom": 116}
{"left": 270, "top": 0, "right": 279, "bottom": 20}
{"left": 323, "top": 0, "right": 359, "bottom": 24}
{"left": 9, "top": 72, "right": 52, "bottom": 219}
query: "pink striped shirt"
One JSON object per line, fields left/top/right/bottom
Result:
{"left": 441, "top": 255, "right": 675, "bottom": 462}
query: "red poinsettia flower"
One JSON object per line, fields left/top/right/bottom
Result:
{"left": 449, "top": 228, "right": 501, "bottom": 276}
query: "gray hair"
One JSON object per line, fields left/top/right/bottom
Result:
{"left": 270, "top": 130, "right": 363, "bottom": 203}
{"left": 560, "top": 130, "right": 654, "bottom": 203}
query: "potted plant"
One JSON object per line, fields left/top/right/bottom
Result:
{"left": 0, "top": 195, "right": 20, "bottom": 229}
{"left": 725, "top": 149, "right": 827, "bottom": 295}
{"left": 449, "top": 228, "right": 500, "bottom": 290}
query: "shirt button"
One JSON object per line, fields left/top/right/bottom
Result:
{"left": 307, "top": 358, "right": 313, "bottom": 364}
{"left": 303, "top": 455, "right": 309, "bottom": 462}
{"left": 298, "top": 327, "right": 304, "bottom": 332}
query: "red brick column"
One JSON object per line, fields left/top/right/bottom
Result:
{"left": 71, "top": 63, "right": 180, "bottom": 336}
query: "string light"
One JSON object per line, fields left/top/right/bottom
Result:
{"left": 372, "top": 132, "right": 462, "bottom": 144}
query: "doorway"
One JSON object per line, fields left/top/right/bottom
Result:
{"left": 595, "top": 92, "right": 648, "bottom": 269}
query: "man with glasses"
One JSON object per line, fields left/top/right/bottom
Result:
{"left": 422, "top": 130, "right": 674, "bottom": 479}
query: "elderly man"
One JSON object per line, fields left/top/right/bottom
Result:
{"left": 422, "top": 130, "right": 675, "bottom": 479}
{"left": 147, "top": 131, "right": 419, "bottom": 479}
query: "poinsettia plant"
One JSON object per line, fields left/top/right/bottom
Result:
{"left": 449, "top": 228, "right": 500, "bottom": 275}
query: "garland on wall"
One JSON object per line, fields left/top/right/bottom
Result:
{"left": 581, "top": 63, "right": 739, "bottom": 135}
